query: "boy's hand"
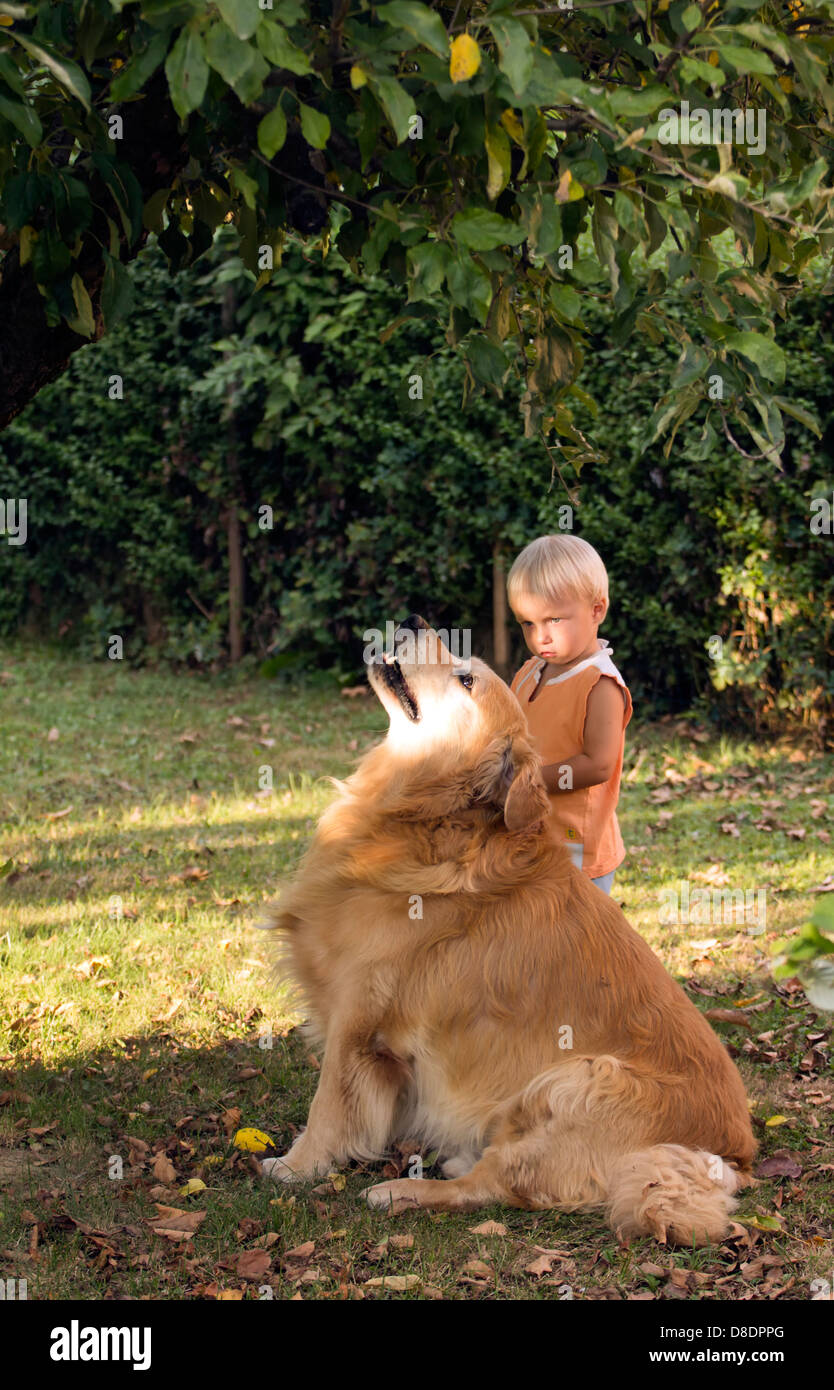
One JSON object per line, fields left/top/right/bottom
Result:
{"left": 541, "top": 677, "right": 626, "bottom": 793}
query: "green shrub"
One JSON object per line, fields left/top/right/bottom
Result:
{"left": 0, "top": 232, "right": 831, "bottom": 737}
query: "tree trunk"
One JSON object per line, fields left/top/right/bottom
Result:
{"left": 492, "top": 541, "right": 510, "bottom": 682}
{"left": 222, "top": 282, "right": 244, "bottom": 664}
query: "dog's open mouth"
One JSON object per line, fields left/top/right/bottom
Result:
{"left": 370, "top": 654, "right": 420, "bottom": 722}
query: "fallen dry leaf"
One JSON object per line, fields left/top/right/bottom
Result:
{"left": 755, "top": 1153, "right": 802, "bottom": 1179}
{"left": 147, "top": 1204, "right": 206, "bottom": 1240}
{"left": 284, "top": 1241, "right": 315, "bottom": 1262}
{"left": 364, "top": 1275, "right": 421, "bottom": 1291}
{"left": 705, "top": 1009, "right": 753, "bottom": 1030}
{"left": 71, "top": 956, "right": 112, "bottom": 980}
{"left": 237, "top": 1250, "right": 271, "bottom": 1281}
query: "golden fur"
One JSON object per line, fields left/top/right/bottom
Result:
{"left": 260, "top": 618, "right": 755, "bottom": 1245}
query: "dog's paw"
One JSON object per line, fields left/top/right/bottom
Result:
{"left": 362, "top": 1178, "right": 423, "bottom": 1214}
{"left": 261, "top": 1155, "right": 305, "bottom": 1183}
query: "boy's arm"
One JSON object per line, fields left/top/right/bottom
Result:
{"left": 540, "top": 677, "right": 626, "bottom": 794}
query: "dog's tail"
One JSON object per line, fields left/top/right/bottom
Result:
{"left": 605, "top": 1144, "right": 752, "bottom": 1246}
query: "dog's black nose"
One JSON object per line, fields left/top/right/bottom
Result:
{"left": 399, "top": 614, "right": 430, "bottom": 633}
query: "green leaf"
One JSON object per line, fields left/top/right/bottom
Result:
{"left": 216, "top": 0, "right": 261, "bottom": 40}
{"left": 366, "top": 74, "right": 416, "bottom": 144}
{"left": 255, "top": 18, "right": 312, "bottom": 75}
{"left": 0, "top": 91, "right": 42, "bottom": 147}
{"left": 407, "top": 240, "right": 452, "bottom": 298}
{"left": 230, "top": 165, "right": 259, "bottom": 210}
{"left": 257, "top": 103, "right": 287, "bottom": 159}
{"left": 90, "top": 154, "right": 144, "bottom": 245}
{"left": 165, "top": 25, "right": 209, "bottom": 118}
{"left": 111, "top": 27, "right": 170, "bottom": 101}
{"left": 0, "top": 49, "right": 25, "bottom": 96}
{"left": 12, "top": 34, "right": 91, "bottom": 111}
{"left": 451, "top": 207, "right": 526, "bottom": 251}
{"left": 548, "top": 283, "right": 582, "bottom": 322}
{"left": 488, "top": 16, "right": 534, "bottom": 97}
{"left": 142, "top": 186, "right": 170, "bottom": 233}
{"left": 299, "top": 101, "right": 330, "bottom": 150}
{"left": 713, "top": 44, "right": 775, "bottom": 76}
{"left": 30, "top": 226, "right": 71, "bottom": 283}
{"left": 609, "top": 85, "right": 671, "bottom": 118}
{"left": 772, "top": 396, "right": 821, "bottom": 437}
{"left": 672, "top": 340, "right": 709, "bottom": 388}
{"left": 376, "top": 2, "right": 449, "bottom": 59}
{"left": 467, "top": 336, "right": 512, "bottom": 390}
{"left": 767, "top": 158, "right": 828, "bottom": 212}
{"left": 100, "top": 251, "right": 134, "bottom": 329}
{"left": 724, "top": 331, "right": 785, "bottom": 385}
{"left": 811, "top": 898, "right": 834, "bottom": 937}
{"left": 446, "top": 253, "right": 491, "bottom": 323}
{"left": 205, "top": 21, "right": 268, "bottom": 103}
{"left": 2, "top": 171, "right": 48, "bottom": 230}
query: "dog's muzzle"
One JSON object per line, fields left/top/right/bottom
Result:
{"left": 368, "top": 652, "right": 420, "bottom": 722}
{"left": 366, "top": 615, "right": 431, "bottom": 722}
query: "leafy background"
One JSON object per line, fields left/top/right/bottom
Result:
{"left": 1, "top": 230, "right": 832, "bottom": 734}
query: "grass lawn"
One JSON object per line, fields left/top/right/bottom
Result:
{"left": 1, "top": 642, "right": 831, "bottom": 1301}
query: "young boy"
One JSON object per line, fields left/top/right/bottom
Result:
{"left": 507, "top": 535, "right": 632, "bottom": 895}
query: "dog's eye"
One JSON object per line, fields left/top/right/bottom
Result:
{"left": 458, "top": 673, "right": 475, "bottom": 691}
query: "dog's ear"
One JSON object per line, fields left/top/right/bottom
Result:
{"left": 477, "top": 739, "right": 549, "bottom": 831}
{"left": 503, "top": 757, "right": 550, "bottom": 832}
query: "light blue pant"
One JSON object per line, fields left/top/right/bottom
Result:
{"left": 591, "top": 871, "right": 615, "bottom": 895}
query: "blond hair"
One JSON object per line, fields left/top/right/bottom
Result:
{"left": 507, "top": 535, "right": 610, "bottom": 614}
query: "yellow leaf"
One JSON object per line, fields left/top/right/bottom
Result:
{"left": 485, "top": 122, "right": 510, "bottom": 200}
{"left": 450, "top": 33, "right": 481, "bottom": 83}
{"left": 19, "top": 225, "right": 37, "bottom": 265}
{"left": 233, "top": 1127, "right": 276, "bottom": 1153}
{"left": 765, "top": 1114, "right": 789, "bottom": 1127}
{"left": 708, "top": 50, "right": 720, "bottom": 66}
{"left": 556, "top": 169, "right": 584, "bottom": 204}
{"left": 500, "top": 109, "right": 524, "bottom": 144}
{"left": 350, "top": 65, "right": 367, "bottom": 89}
{"left": 656, "top": 0, "right": 671, "bottom": 10}
{"left": 0, "top": 17, "right": 14, "bottom": 25}
{"left": 68, "top": 273, "right": 95, "bottom": 339}
{"left": 179, "top": 1178, "right": 207, "bottom": 1196}
{"left": 110, "top": 58, "right": 124, "bottom": 70}
{"left": 778, "top": 76, "right": 793, "bottom": 94}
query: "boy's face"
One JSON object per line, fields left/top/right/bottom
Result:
{"left": 512, "top": 590, "right": 607, "bottom": 665}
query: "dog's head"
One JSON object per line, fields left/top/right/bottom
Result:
{"left": 365, "top": 615, "right": 550, "bottom": 832}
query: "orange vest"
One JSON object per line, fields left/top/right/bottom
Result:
{"left": 510, "top": 641, "right": 633, "bottom": 878}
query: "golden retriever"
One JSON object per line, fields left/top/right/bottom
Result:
{"left": 260, "top": 616, "right": 755, "bottom": 1244}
